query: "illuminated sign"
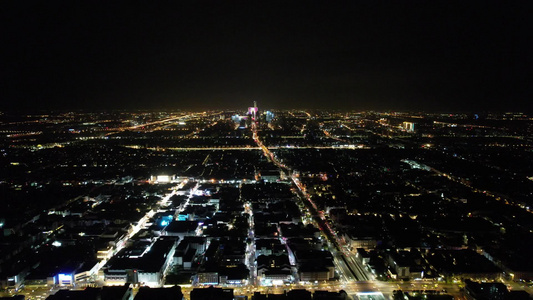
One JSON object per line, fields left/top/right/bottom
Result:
{"left": 57, "top": 273, "right": 73, "bottom": 285}
{"left": 58, "top": 274, "right": 71, "bottom": 281}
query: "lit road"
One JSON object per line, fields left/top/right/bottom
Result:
{"left": 251, "top": 121, "right": 370, "bottom": 283}
{"left": 251, "top": 122, "right": 290, "bottom": 171}
{"left": 320, "top": 122, "right": 349, "bottom": 144}
{"left": 102, "top": 111, "right": 225, "bottom": 136}
{"left": 173, "top": 280, "right": 467, "bottom": 300}
{"left": 6, "top": 280, "right": 469, "bottom": 300}
{"left": 292, "top": 175, "right": 370, "bottom": 282}
{"left": 122, "top": 145, "right": 369, "bottom": 151}
{"left": 244, "top": 201, "right": 258, "bottom": 285}
{"left": 104, "top": 113, "right": 197, "bottom": 136}
{"left": 430, "top": 164, "right": 533, "bottom": 214}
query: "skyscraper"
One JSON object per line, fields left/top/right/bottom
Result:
{"left": 248, "top": 101, "right": 258, "bottom": 121}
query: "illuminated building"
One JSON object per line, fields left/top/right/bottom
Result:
{"left": 402, "top": 121, "right": 415, "bottom": 132}
{"left": 231, "top": 114, "right": 242, "bottom": 123}
{"left": 103, "top": 238, "right": 177, "bottom": 287}
{"left": 248, "top": 101, "right": 258, "bottom": 121}
{"left": 264, "top": 110, "right": 274, "bottom": 123}
{"left": 150, "top": 174, "right": 175, "bottom": 183}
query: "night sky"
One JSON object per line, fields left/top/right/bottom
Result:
{"left": 1, "top": 1, "right": 532, "bottom": 112}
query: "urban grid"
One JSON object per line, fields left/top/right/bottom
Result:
{"left": 1, "top": 105, "right": 532, "bottom": 300}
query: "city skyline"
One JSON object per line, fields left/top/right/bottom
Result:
{"left": 1, "top": 1, "right": 532, "bottom": 112}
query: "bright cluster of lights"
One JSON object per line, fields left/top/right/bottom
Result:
{"left": 159, "top": 215, "right": 173, "bottom": 227}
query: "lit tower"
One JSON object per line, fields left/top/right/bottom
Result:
{"left": 248, "top": 101, "right": 258, "bottom": 121}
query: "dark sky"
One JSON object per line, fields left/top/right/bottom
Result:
{"left": 1, "top": 1, "right": 532, "bottom": 112}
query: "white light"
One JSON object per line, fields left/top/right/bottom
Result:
{"left": 57, "top": 273, "right": 72, "bottom": 284}
{"left": 52, "top": 241, "right": 62, "bottom": 247}
{"left": 357, "top": 292, "right": 383, "bottom": 295}
{"left": 157, "top": 175, "right": 170, "bottom": 182}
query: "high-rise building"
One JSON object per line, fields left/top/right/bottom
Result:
{"left": 248, "top": 101, "right": 258, "bottom": 121}
{"left": 265, "top": 111, "right": 274, "bottom": 123}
